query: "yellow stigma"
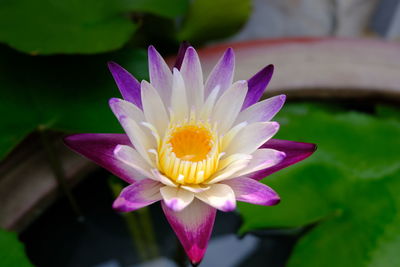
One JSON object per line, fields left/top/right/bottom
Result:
{"left": 159, "top": 121, "right": 220, "bottom": 185}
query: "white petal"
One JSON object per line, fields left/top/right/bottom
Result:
{"left": 221, "top": 121, "right": 248, "bottom": 151}
{"left": 195, "top": 184, "right": 236, "bottom": 212}
{"left": 199, "top": 85, "right": 220, "bottom": 121}
{"left": 141, "top": 122, "right": 161, "bottom": 147}
{"left": 212, "top": 80, "right": 248, "bottom": 134}
{"left": 171, "top": 68, "right": 189, "bottom": 121}
{"left": 109, "top": 98, "right": 145, "bottom": 123}
{"left": 180, "top": 47, "right": 204, "bottom": 110}
{"left": 120, "top": 117, "right": 156, "bottom": 166}
{"left": 160, "top": 186, "right": 195, "bottom": 212}
{"left": 148, "top": 46, "right": 173, "bottom": 106}
{"left": 224, "top": 122, "right": 280, "bottom": 155}
{"left": 204, "top": 48, "right": 235, "bottom": 98}
{"left": 151, "top": 169, "right": 177, "bottom": 187}
{"left": 236, "top": 95, "right": 286, "bottom": 124}
{"left": 206, "top": 154, "right": 252, "bottom": 184}
{"left": 114, "top": 145, "right": 153, "bottom": 179}
{"left": 181, "top": 184, "right": 211, "bottom": 193}
{"left": 234, "top": 149, "right": 286, "bottom": 177}
{"left": 141, "top": 81, "right": 169, "bottom": 137}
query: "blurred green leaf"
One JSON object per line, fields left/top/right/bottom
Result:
{"left": 0, "top": 0, "right": 136, "bottom": 55}
{"left": 0, "top": 0, "right": 187, "bottom": 55}
{"left": 238, "top": 103, "right": 400, "bottom": 267}
{"left": 177, "top": 0, "right": 251, "bottom": 44}
{"left": 122, "top": 0, "right": 189, "bottom": 18}
{"left": 288, "top": 176, "right": 400, "bottom": 267}
{"left": 0, "top": 229, "right": 33, "bottom": 266}
{"left": 0, "top": 45, "right": 148, "bottom": 160}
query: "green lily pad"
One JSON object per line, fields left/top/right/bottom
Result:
{"left": 122, "top": 0, "right": 189, "bottom": 18}
{"left": 178, "top": 0, "right": 251, "bottom": 44}
{"left": 0, "top": 45, "right": 148, "bottom": 160}
{"left": 0, "top": 229, "right": 33, "bottom": 266}
{"left": 0, "top": 0, "right": 187, "bottom": 55}
{"left": 238, "top": 103, "right": 400, "bottom": 267}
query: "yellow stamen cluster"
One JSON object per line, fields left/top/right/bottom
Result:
{"left": 159, "top": 121, "right": 220, "bottom": 185}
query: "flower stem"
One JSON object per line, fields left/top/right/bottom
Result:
{"left": 39, "top": 127, "right": 83, "bottom": 219}
{"left": 137, "top": 206, "right": 159, "bottom": 258}
{"left": 108, "top": 177, "right": 159, "bottom": 261}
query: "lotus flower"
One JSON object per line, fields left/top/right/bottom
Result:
{"left": 65, "top": 43, "right": 316, "bottom": 265}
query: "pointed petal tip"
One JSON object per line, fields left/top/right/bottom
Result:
{"left": 107, "top": 61, "right": 117, "bottom": 68}
{"left": 190, "top": 260, "right": 202, "bottom": 266}
{"left": 112, "top": 197, "right": 143, "bottom": 213}
{"left": 242, "top": 64, "right": 275, "bottom": 109}
{"left": 108, "top": 97, "right": 120, "bottom": 107}
{"left": 238, "top": 80, "right": 247, "bottom": 86}
{"left": 268, "top": 196, "right": 281, "bottom": 206}
{"left": 63, "top": 134, "right": 76, "bottom": 147}
{"left": 147, "top": 45, "right": 160, "bottom": 60}
{"left": 165, "top": 199, "right": 179, "bottom": 211}
{"left": 224, "top": 47, "right": 235, "bottom": 61}
{"left": 259, "top": 64, "right": 274, "bottom": 78}
{"left": 280, "top": 94, "right": 286, "bottom": 101}
{"left": 184, "top": 46, "right": 201, "bottom": 63}
{"left": 107, "top": 61, "right": 124, "bottom": 71}
{"left": 148, "top": 45, "right": 163, "bottom": 59}
{"left": 63, "top": 133, "right": 87, "bottom": 148}
{"left": 148, "top": 45, "right": 156, "bottom": 52}
{"left": 140, "top": 79, "right": 150, "bottom": 87}
{"left": 113, "top": 144, "right": 123, "bottom": 154}
{"left": 312, "top": 143, "right": 318, "bottom": 152}
{"left": 164, "top": 198, "right": 190, "bottom": 212}
{"left": 272, "top": 121, "right": 280, "bottom": 130}
{"left": 107, "top": 61, "right": 142, "bottom": 109}
{"left": 186, "top": 46, "right": 196, "bottom": 53}
{"left": 221, "top": 200, "right": 236, "bottom": 212}
{"left": 112, "top": 197, "right": 128, "bottom": 212}
{"left": 107, "top": 61, "right": 125, "bottom": 75}
{"left": 249, "top": 139, "right": 318, "bottom": 180}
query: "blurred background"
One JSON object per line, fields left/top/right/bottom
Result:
{"left": 1, "top": 0, "right": 400, "bottom": 266}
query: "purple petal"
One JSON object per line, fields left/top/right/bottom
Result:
{"left": 108, "top": 62, "right": 142, "bottom": 109}
{"left": 64, "top": 133, "right": 141, "bottom": 184}
{"left": 180, "top": 47, "right": 204, "bottom": 109}
{"left": 242, "top": 64, "right": 274, "bottom": 110}
{"left": 222, "top": 177, "right": 280, "bottom": 206}
{"left": 174, "top": 41, "right": 191, "bottom": 70}
{"left": 148, "top": 46, "right": 173, "bottom": 104}
{"left": 236, "top": 94, "right": 286, "bottom": 124}
{"left": 162, "top": 199, "right": 216, "bottom": 265}
{"left": 204, "top": 48, "right": 235, "bottom": 98}
{"left": 113, "top": 179, "right": 162, "bottom": 212}
{"left": 248, "top": 139, "right": 317, "bottom": 181}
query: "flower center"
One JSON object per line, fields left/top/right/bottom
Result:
{"left": 159, "top": 122, "right": 220, "bottom": 185}
{"left": 170, "top": 125, "right": 212, "bottom": 162}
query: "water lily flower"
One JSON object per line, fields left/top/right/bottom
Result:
{"left": 65, "top": 43, "right": 316, "bottom": 265}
